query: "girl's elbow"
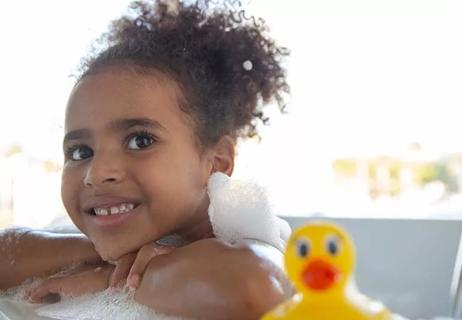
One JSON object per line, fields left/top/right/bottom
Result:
{"left": 237, "top": 256, "right": 287, "bottom": 318}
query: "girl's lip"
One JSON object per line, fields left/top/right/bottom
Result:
{"left": 82, "top": 195, "right": 141, "bottom": 213}
{"left": 88, "top": 204, "right": 140, "bottom": 227}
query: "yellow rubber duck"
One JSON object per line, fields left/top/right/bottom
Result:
{"left": 262, "top": 221, "right": 392, "bottom": 320}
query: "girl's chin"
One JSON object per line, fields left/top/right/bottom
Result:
{"left": 93, "top": 243, "right": 129, "bottom": 262}
{"left": 90, "top": 233, "right": 164, "bottom": 261}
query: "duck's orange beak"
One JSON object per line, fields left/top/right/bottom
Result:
{"left": 301, "top": 259, "right": 340, "bottom": 291}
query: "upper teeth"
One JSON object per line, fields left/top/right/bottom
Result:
{"left": 94, "top": 203, "right": 135, "bottom": 216}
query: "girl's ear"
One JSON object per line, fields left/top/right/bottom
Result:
{"left": 209, "top": 135, "right": 235, "bottom": 176}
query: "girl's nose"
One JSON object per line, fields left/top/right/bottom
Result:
{"left": 83, "top": 151, "right": 126, "bottom": 187}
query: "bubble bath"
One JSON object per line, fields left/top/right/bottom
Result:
{"left": 0, "top": 280, "right": 414, "bottom": 320}
{"left": 0, "top": 290, "right": 450, "bottom": 320}
{"left": 0, "top": 285, "right": 184, "bottom": 320}
{"left": 0, "top": 174, "right": 452, "bottom": 319}
{"left": 0, "top": 173, "right": 288, "bottom": 319}
{"left": 36, "top": 288, "right": 182, "bottom": 320}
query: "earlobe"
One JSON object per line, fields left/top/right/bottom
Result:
{"left": 210, "top": 136, "right": 235, "bottom": 176}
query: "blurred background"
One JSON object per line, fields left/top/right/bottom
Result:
{"left": 1, "top": 0, "right": 462, "bottom": 228}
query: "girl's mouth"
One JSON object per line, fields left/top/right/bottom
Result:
{"left": 91, "top": 202, "right": 137, "bottom": 216}
{"left": 85, "top": 202, "right": 141, "bottom": 227}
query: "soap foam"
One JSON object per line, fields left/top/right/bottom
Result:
{"left": 0, "top": 276, "right": 456, "bottom": 320}
{"left": 207, "top": 172, "right": 291, "bottom": 252}
{"left": 36, "top": 288, "right": 185, "bottom": 320}
{"left": 1, "top": 276, "right": 44, "bottom": 302}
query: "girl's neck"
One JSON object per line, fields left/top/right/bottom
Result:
{"left": 174, "top": 195, "right": 214, "bottom": 243}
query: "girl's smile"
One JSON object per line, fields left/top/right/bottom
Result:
{"left": 61, "top": 66, "right": 214, "bottom": 261}
{"left": 82, "top": 195, "right": 142, "bottom": 227}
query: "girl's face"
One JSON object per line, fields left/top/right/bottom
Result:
{"left": 61, "top": 67, "right": 213, "bottom": 261}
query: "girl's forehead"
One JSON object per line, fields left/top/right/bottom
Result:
{"left": 65, "top": 68, "right": 187, "bottom": 130}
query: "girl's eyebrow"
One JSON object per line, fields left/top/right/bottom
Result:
{"left": 63, "top": 118, "right": 167, "bottom": 144}
{"left": 108, "top": 117, "right": 167, "bottom": 132}
{"left": 63, "top": 129, "right": 90, "bottom": 144}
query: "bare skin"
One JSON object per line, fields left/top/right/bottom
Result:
{"left": 133, "top": 239, "right": 286, "bottom": 319}
{"left": 0, "top": 66, "right": 289, "bottom": 318}
{"left": 0, "top": 228, "right": 100, "bottom": 290}
{"left": 26, "top": 238, "right": 286, "bottom": 319}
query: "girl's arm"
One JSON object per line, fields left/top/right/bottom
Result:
{"left": 0, "top": 228, "right": 101, "bottom": 290}
{"left": 25, "top": 238, "right": 288, "bottom": 318}
{"left": 134, "top": 238, "right": 288, "bottom": 320}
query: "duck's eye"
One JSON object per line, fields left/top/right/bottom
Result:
{"left": 326, "top": 235, "right": 340, "bottom": 256}
{"left": 296, "top": 239, "right": 310, "bottom": 258}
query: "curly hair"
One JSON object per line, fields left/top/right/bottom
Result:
{"left": 80, "top": 0, "right": 289, "bottom": 148}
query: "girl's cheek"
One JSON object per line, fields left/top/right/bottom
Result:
{"left": 61, "top": 172, "right": 79, "bottom": 213}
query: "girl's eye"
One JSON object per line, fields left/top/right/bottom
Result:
{"left": 296, "top": 238, "right": 310, "bottom": 258}
{"left": 127, "top": 132, "right": 155, "bottom": 150}
{"left": 326, "top": 235, "right": 340, "bottom": 256}
{"left": 66, "top": 145, "right": 93, "bottom": 161}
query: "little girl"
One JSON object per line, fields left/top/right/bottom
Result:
{"left": 0, "top": 0, "right": 291, "bottom": 318}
